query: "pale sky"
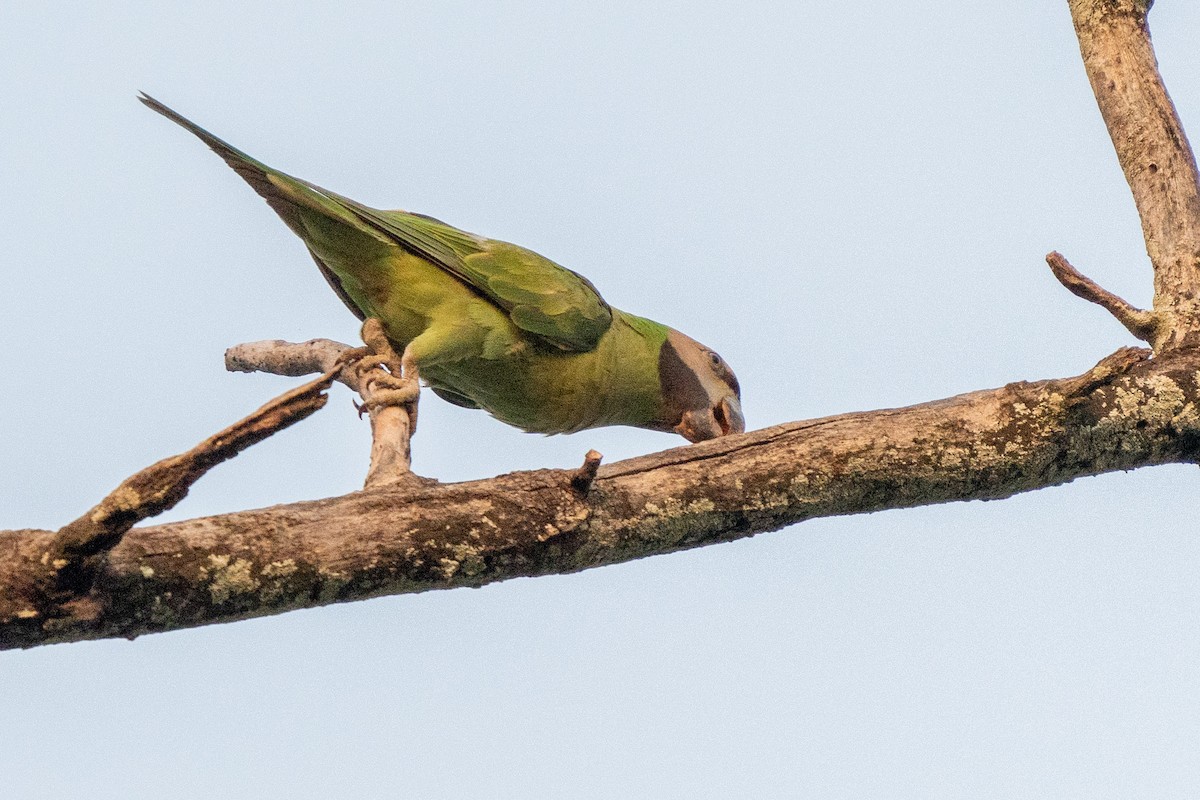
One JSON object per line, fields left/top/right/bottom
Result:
{"left": 3, "top": 2, "right": 1200, "bottom": 797}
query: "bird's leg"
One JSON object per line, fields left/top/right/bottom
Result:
{"left": 352, "top": 318, "right": 421, "bottom": 435}
{"left": 397, "top": 346, "right": 421, "bottom": 433}
{"left": 333, "top": 318, "right": 394, "bottom": 377}
{"left": 337, "top": 319, "right": 428, "bottom": 488}
{"left": 361, "top": 349, "right": 420, "bottom": 433}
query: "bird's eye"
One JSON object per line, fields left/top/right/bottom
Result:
{"left": 708, "top": 351, "right": 722, "bottom": 368}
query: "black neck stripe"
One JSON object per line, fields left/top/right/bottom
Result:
{"left": 658, "top": 338, "right": 708, "bottom": 424}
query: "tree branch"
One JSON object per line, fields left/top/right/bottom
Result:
{"left": 225, "top": 337, "right": 351, "bottom": 377}
{"left": 40, "top": 369, "right": 337, "bottom": 617}
{"left": 1046, "top": 251, "right": 1161, "bottom": 342}
{"left": 4, "top": 0, "right": 1200, "bottom": 649}
{"left": 570, "top": 450, "right": 604, "bottom": 495}
{"left": 1069, "top": 0, "right": 1200, "bottom": 350}
{"left": 10, "top": 344, "right": 1200, "bottom": 649}
{"left": 226, "top": 322, "right": 425, "bottom": 489}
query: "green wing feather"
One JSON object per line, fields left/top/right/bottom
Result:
{"left": 139, "top": 93, "right": 613, "bottom": 352}
{"left": 322, "top": 202, "right": 613, "bottom": 352}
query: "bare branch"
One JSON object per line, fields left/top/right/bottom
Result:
{"left": 226, "top": 338, "right": 352, "bottom": 378}
{"left": 6, "top": 0, "right": 1200, "bottom": 650}
{"left": 43, "top": 369, "right": 338, "bottom": 604}
{"left": 1069, "top": 0, "right": 1200, "bottom": 349}
{"left": 1046, "top": 251, "right": 1161, "bottom": 343}
{"left": 11, "top": 344, "right": 1200, "bottom": 650}
{"left": 226, "top": 323, "right": 423, "bottom": 488}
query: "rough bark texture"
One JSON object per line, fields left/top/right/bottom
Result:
{"left": 226, "top": 338, "right": 351, "bottom": 377}
{"left": 7, "top": 346, "right": 1200, "bottom": 648}
{"left": 1070, "top": 0, "right": 1200, "bottom": 350}
{"left": 40, "top": 369, "right": 337, "bottom": 619}
{"left": 3, "top": 0, "right": 1200, "bottom": 648}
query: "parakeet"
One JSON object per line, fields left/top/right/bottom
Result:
{"left": 140, "top": 94, "right": 743, "bottom": 442}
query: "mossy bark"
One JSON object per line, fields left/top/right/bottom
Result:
{"left": 7, "top": 347, "right": 1200, "bottom": 648}
{"left": 5, "top": 0, "right": 1200, "bottom": 649}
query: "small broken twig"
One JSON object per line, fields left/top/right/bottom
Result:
{"left": 47, "top": 368, "right": 339, "bottom": 596}
{"left": 226, "top": 338, "right": 352, "bottom": 377}
{"left": 1046, "top": 251, "right": 1161, "bottom": 345}
{"left": 570, "top": 449, "right": 604, "bottom": 495}
{"left": 226, "top": 320, "right": 424, "bottom": 489}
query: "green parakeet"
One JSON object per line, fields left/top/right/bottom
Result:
{"left": 140, "top": 94, "right": 744, "bottom": 442}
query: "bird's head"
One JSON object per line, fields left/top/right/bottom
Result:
{"left": 657, "top": 329, "right": 744, "bottom": 442}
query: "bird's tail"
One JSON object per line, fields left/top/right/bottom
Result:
{"left": 138, "top": 93, "right": 379, "bottom": 238}
{"left": 140, "top": 93, "right": 396, "bottom": 319}
{"left": 139, "top": 93, "right": 276, "bottom": 195}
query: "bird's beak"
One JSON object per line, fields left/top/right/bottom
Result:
{"left": 717, "top": 395, "right": 745, "bottom": 437}
{"left": 675, "top": 395, "right": 745, "bottom": 442}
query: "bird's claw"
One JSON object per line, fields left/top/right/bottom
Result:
{"left": 337, "top": 318, "right": 421, "bottom": 432}
{"left": 361, "top": 371, "right": 421, "bottom": 433}
{"left": 333, "top": 345, "right": 372, "bottom": 371}
{"left": 363, "top": 375, "right": 420, "bottom": 404}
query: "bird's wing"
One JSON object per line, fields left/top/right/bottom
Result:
{"left": 139, "top": 93, "right": 612, "bottom": 351}
{"left": 334, "top": 205, "right": 614, "bottom": 352}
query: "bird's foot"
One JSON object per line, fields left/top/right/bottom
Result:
{"left": 333, "top": 346, "right": 398, "bottom": 392}
{"left": 337, "top": 319, "right": 403, "bottom": 376}
{"left": 333, "top": 344, "right": 372, "bottom": 371}
{"left": 336, "top": 319, "right": 421, "bottom": 432}
{"left": 361, "top": 365, "right": 420, "bottom": 433}
{"left": 363, "top": 372, "right": 419, "bottom": 407}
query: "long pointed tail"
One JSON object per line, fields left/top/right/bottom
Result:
{"left": 140, "top": 93, "right": 394, "bottom": 320}
{"left": 138, "top": 93, "right": 285, "bottom": 202}
{"left": 139, "top": 93, "right": 377, "bottom": 237}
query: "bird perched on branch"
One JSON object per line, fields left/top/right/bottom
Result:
{"left": 140, "top": 94, "right": 743, "bottom": 442}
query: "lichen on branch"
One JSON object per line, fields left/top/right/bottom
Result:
{"left": 6, "top": 0, "right": 1200, "bottom": 650}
